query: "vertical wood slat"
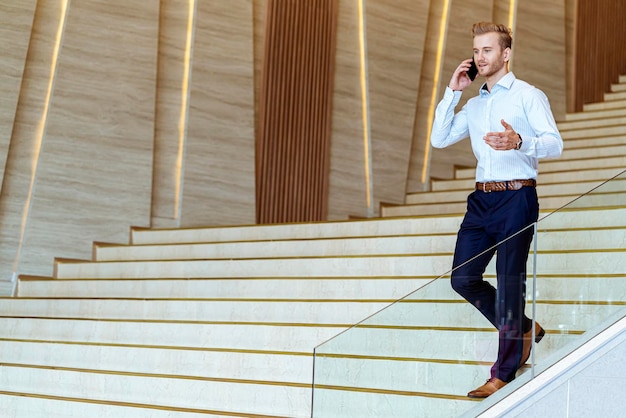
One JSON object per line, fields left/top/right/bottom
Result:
{"left": 575, "top": 0, "right": 626, "bottom": 111}
{"left": 257, "top": 0, "right": 338, "bottom": 224}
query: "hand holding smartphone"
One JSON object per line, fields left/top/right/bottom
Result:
{"left": 466, "top": 59, "right": 478, "bottom": 81}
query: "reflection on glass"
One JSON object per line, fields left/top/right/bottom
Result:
{"left": 312, "top": 170, "right": 626, "bottom": 417}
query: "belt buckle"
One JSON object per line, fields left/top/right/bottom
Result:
{"left": 484, "top": 182, "right": 492, "bottom": 193}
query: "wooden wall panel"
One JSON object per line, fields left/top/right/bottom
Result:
{"left": 257, "top": 0, "right": 338, "bottom": 223}
{"left": 0, "top": 1, "right": 37, "bottom": 190}
{"left": 181, "top": 0, "right": 256, "bottom": 227}
{"left": 575, "top": 0, "right": 626, "bottom": 110}
{"left": 0, "top": 0, "right": 159, "bottom": 279}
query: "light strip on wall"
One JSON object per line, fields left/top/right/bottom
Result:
{"left": 421, "top": 0, "right": 451, "bottom": 184}
{"left": 13, "top": 0, "right": 70, "bottom": 283}
{"left": 508, "top": 0, "right": 517, "bottom": 69}
{"left": 358, "top": 0, "right": 374, "bottom": 217}
{"left": 174, "top": 0, "right": 197, "bottom": 222}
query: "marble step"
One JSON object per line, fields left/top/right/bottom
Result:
{"left": 557, "top": 115, "right": 626, "bottom": 131}
{"left": 0, "top": 365, "right": 312, "bottom": 418}
{"left": 52, "top": 249, "right": 626, "bottom": 280}
{"left": 405, "top": 178, "right": 626, "bottom": 205}
{"left": 383, "top": 191, "right": 626, "bottom": 216}
{"left": 0, "top": 316, "right": 582, "bottom": 362}
{"left": 557, "top": 135, "right": 625, "bottom": 149}
{"left": 453, "top": 155, "right": 626, "bottom": 179}
{"left": 561, "top": 144, "right": 626, "bottom": 160}
{"left": 0, "top": 395, "right": 226, "bottom": 418}
{"left": 312, "top": 327, "right": 580, "bottom": 364}
{"left": 131, "top": 215, "right": 464, "bottom": 246}
{"left": 312, "top": 388, "right": 475, "bottom": 418}
{"left": 129, "top": 199, "right": 623, "bottom": 247}
{"left": 564, "top": 108, "right": 626, "bottom": 122}
{"left": 611, "top": 83, "right": 626, "bottom": 92}
{"left": 612, "top": 84, "right": 626, "bottom": 92}
{"left": 314, "top": 329, "right": 577, "bottom": 396}
{"left": 0, "top": 317, "right": 341, "bottom": 353}
{"left": 516, "top": 143, "right": 626, "bottom": 161}
{"left": 15, "top": 275, "right": 626, "bottom": 303}
{"left": 1, "top": 299, "right": 619, "bottom": 335}
{"left": 314, "top": 356, "right": 493, "bottom": 400}
{"left": 0, "top": 339, "right": 312, "bottom": 385}
{"left": 584, "top": 99, "right": 626, "bottom": 111}
{"left": 604, "top": 91, "right": 626, "bottom": 101}
{"left": 431, "top": 167, "right": 625, "bottom": 191}
{"left": 16, "top": 277, "right": 432, "bottom": 299}
{"left": 561, "top": 125, "right": 626, "bottom": 140}
{"left": 408, "top": 276, "right": 626, "bottom": 304}
{"left": 0, "top": 299, "right": 391, "bottom": 325}
{"left": 53, "top": 254, "right": 456, "bottom": 279}
{"left": 94, "top": 227, "right": 625, "bottom": 262}
{"left": 96, "top": 234, "right": 459, "bottom": 262}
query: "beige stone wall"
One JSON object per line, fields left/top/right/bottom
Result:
{"left": 328, "top": 0, "right": 430, "bottom": 219}
{"left": 152, "top": 0, "right": 256, "bottom": 228}
{"left": 0, "top": 1, "right": 37, "bottom": 185}
{"left": 180, "top": 1, "right": 256, "bottom": 227}
{"left": 0, "top": 0, "right": 571, "bottom": 281}
{"left": 0, "top": 0, "right": 159, "bottom": 279}
{"left": 514, "top": 0, "right": 567, "bottom": 120}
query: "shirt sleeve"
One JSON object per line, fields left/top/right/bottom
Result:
{"left": 430, "top": 87, "right": 470, "bottom": 149}
{"left": 518, "top": 88, "right": 563, "bottom": 159}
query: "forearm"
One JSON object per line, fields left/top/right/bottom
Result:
{"left": 430, "top": 87, "right": 468, "bottom": 148}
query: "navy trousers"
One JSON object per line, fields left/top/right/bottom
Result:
{"left": 450, "top": 186, "right": 539, "bottom": 382}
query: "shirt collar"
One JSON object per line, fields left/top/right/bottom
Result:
{"left": 478, "top": 72, "right": 516, "bottom": 96}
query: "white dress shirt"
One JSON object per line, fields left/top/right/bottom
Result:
{"left": 430, "top": 72, "right": 563, "bottom": 182}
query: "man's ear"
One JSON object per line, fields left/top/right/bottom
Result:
{"left": 503, "top": 47, "right": 511, "bottom": 62}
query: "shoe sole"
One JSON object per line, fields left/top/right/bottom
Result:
{"left": 535, "top": 327, "right": 546, "bottom": 343}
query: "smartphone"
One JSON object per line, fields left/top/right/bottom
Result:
{"left": 467, "top": 59, "right": 478, "bottom": 81}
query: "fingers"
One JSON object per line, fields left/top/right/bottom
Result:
{"left": 484, "top": 135, "right": 510, "bottom": 150}
{"left": 449, "top": 59, "right": 474, "bottom": 91}
{"left": 500, "top": 118, "right": 512, "bottom": 127}
{"left": 484, "top": 122, "right": 519, "bottom": 151}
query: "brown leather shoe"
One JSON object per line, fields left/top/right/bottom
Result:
{"left": 467, "top": 377, "right": 507, "bottom": 398}
{"left": 520, "top": 322, "right": 546, "bottom": 366}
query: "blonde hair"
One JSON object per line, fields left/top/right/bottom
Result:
{"left": 472, "top": 22, "right": 512, "bottom": 50}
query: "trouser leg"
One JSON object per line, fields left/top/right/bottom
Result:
{"left": 489, "top": 225, "right": 535, "bottom": 382}
{"left": 451, "top": 188, "right": 539, "bottom": 382}
{"left": 450, "top": 223, "right": 497, "bottom": 327}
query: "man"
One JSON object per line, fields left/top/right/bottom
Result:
{"left": 430, "top": 22, "right": 563, "bottom": 398}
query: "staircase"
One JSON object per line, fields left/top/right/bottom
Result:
{"left": 1, "top": 76, "right": 625, "bottom": 417}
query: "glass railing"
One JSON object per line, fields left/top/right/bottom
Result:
{"left": 311, "top": 169, "right": 626, "bottom": 417}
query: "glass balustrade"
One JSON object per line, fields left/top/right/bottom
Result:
{"left": 312, "top": 169, "right": 626, "bottom": 417}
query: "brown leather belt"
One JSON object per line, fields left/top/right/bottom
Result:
{"left": 475, "top": 179, "right": 536, "bottom": 192}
